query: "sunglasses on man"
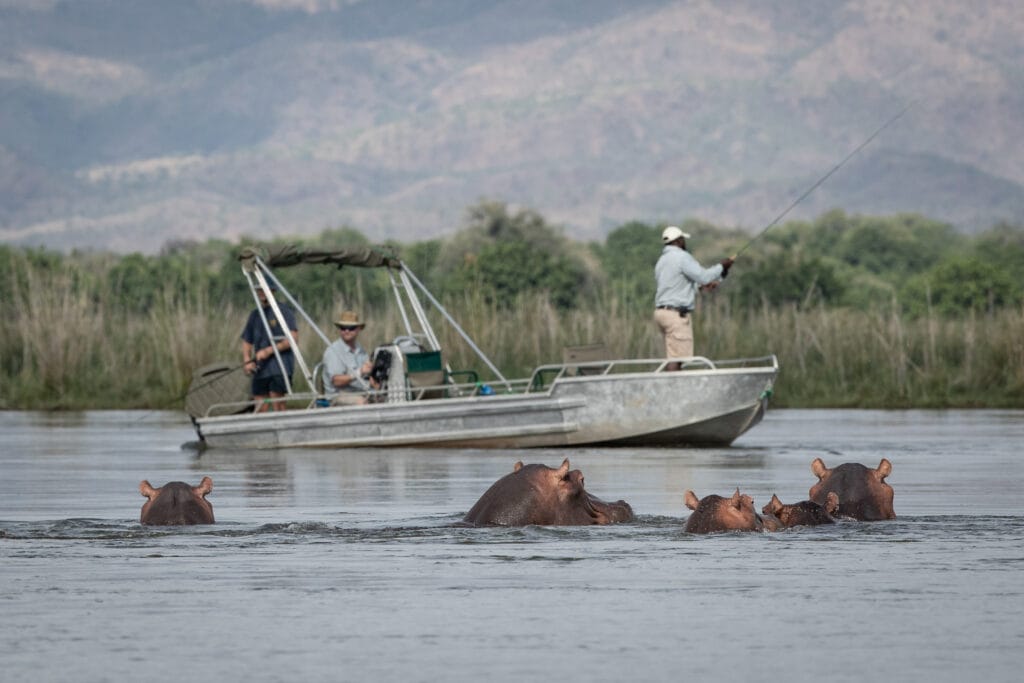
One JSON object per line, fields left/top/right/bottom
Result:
{"left": 336, "top": 325, "right": 360, "bottom": 332}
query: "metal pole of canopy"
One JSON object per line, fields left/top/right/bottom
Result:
{"left": 244, "top": 269, "right": 294, "bottom": 395}
{"left": 399, "top": 269, "right": 442, "bottom": 352}
{"left": 387, "top": 268, "right": 415, "bottom": 338}
{"left": 254, "top": 257, "right": 332, "bottom": 348}
{"left": 247, "top": 266, "right": 314, "bottom": 395}
{"left": 399, "top": 265, "right": 510, "bottom": 389}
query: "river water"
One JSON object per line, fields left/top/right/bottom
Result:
{"left": 1, "top": 409, "right": 1022, "bottom": 682}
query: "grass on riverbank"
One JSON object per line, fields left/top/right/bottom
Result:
{"left": 2, "top": 273, "right": 1022, "bottom": 410}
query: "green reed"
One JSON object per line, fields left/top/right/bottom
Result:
{"left": 2, "top": 267, "right": 1022, "bottom": 409}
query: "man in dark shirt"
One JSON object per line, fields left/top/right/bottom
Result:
{"left": 241, "top": 282, "right": 299, "bottom": 412}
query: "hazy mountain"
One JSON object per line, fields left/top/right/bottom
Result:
{"left": 1, "top": 0, "right": 1022, "bottom": 253}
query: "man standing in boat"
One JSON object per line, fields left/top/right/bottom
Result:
{"left": 654, "top": 226, "right": 734, "bottom": 371}
{"left": 242, "top": 280, "right": 299, "bottom": 412}
{"left": 321, "top": 310, "right": 379, "bottom": 406}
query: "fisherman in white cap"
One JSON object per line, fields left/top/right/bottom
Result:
{"left": 654, "top": 226, "right": 735, "bottom": 370}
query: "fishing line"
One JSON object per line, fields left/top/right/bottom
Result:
{"left": 733, "top": 100, "right": 915, "bottom": 258}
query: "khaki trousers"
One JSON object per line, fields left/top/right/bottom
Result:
{"left": 330, "top": 392, "right": 368, "bottom": 406}
{"left": 654, "top": 308, "right": 694, "bottom": 359}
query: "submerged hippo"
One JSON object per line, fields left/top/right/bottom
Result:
{"left": 761, "top": 492, "right": 839, "bottom": 530}
{"left": 683, "top": 488, "right": 764, "bottom": 534}
{"left": 139, "top": 477, "right": 215, "bottom": 525}
{"left": 809, "top": 458, "right": 895, "bottom": 521}
{"left": 463, "top": 459, "right": 633, "bottom": 526}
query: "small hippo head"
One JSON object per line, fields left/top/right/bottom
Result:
{"left": 463, "top": 458, "right": 633, "bottom": 526}
{"left": 683, "top": 488, "right": 763, "bottom": 534}
{"left": 762, "top": 492, "right": 838, "bottom": 529}
{"left": 809, "top": 458, "right": 895, "bottom": 521}
{"left": 139, "top": 477, "right": 215, "bottom": 525}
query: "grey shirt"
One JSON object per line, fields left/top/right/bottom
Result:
{"left": 654, "top": 245, "right": 724, "bottom": 309}
{"left": 322, "top": 339, "right": 370, "bottom": 395}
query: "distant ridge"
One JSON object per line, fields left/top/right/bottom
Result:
{"left": 1, "top": 0, "right": 1022, "bottom": 252}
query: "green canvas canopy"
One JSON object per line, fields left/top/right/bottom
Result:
{"left": 238, "top": 244, "right": 401, "bottom": 270}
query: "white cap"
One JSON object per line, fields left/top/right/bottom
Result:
{"left": 661, "top": 226, "right": 691, "bottom": 244}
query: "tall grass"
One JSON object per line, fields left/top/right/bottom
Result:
{"left": 2, "top": 269, "right": 1022, "bottom": 409}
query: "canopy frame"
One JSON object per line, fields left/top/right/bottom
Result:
{"left": 238, "top": 245, "right": 510, "bottom": 396}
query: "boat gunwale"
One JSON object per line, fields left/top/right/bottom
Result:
{"left": 196, "top": 355, "right": 779, "bottom": 424}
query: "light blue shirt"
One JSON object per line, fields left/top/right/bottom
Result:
{"left": 322, "top": 339, "right": 370, "bottom": 395}
{"left": 654, "top": 245, "right": 724, "bottom": 309}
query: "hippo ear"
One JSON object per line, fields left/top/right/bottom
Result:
{"left": 811, "top": 458, "right": 829, "bottom": 479}
{"left": 825, "top": 492, "right": 840, "bottom": 515}
{"left": 513, "top": 461, "right": 524, "bottom": 472}
{"left": 684, "top": 490, "right": 700, "bottom": 511}
{"left": 139, "top": 480, "right": 158, "bottom": 499}
{"left": 195, "top": 476, "right": 213, "bottom": 497}
{"left": 876, "top": 458, "right": 892, "bottom": 480}
{"left": 556, "top": 458, "right": 571, "bottom": 477}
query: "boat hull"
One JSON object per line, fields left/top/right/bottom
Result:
{"left": 195, "top": 363, "right": 777, "bottom": 450}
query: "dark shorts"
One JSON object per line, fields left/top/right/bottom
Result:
{"left": 252, "top": 374, "right": 290, "bottom": 396}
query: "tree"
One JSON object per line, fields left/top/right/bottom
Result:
{"left": 433, "top": 201, "right": 594, "bottom": 309}
{"left": 900, "top": 256, "right": 1022, "bottom": 316}
{"left": 972, "top": 222, "right": 1024, "bottom": 286}
{"left": 595, "top": 221, "right": 662, "bottom": 304}
{"left": 728, "top": 252, "right": 846, "bottom": 308}
{"left": 832, "top": 213, "right": 958, "bottom": 279}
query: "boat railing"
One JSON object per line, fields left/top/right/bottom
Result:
{"left": 199, "top": 379, "right": 536, "bottom": 416}
{"left": 526, "top": 354, "right": 778, "bottom": 392}
{"left": 199, "top": 354, "right": 778, "bottom": 416}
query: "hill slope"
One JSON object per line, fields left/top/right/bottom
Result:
{"left": 1, "top": 0, "right": 1022, "bottom": 252}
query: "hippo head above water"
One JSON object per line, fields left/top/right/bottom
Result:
{"left": 809, "top": 458, "right": 895, "bottom": 521}
{"left": 683, "top": 488, "right": 764, "bottom": 534}
{"left": 761, "top": 492, "right": 839, "bottom": 530}
{"left": 463, "top": 458, "right": 634, "bottom": 526}
{"left": 139, "top": 477, "right": 215, "bottom": 525}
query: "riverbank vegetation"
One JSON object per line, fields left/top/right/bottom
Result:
{"left": 3, "top": 204, "right": 1023, "bottom": 409}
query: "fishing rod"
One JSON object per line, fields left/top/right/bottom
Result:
{"left": 733, "top": 100, "right": 915, "bottom": 259}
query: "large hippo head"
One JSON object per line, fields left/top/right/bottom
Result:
{"left": 139, "top": 477, "right": 215, "bottom": 525}
{"left": 809, "top": 458, "right": 895, "bottom": 521}
{"left": 761, "top": 492, "right": 838, "bottom": 530}
{"left": 463, "top": 459, "right": 634, "bottom": 526}
{"left": 683, "top": 488, "right": 764, "bottom": 533}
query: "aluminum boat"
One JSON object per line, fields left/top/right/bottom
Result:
{"left": 186, "top": 245, "right": 778, "bottom": 449}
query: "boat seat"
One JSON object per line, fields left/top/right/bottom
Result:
{"left": 562, "top": 343, "right": 610, "bottom": 376}
{"left": 406, "top": 350, "right": 447, "bottom": 399}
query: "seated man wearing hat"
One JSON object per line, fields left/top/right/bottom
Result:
{"left": 321, "top": 310, "right": 379, "bottom": 406}
{"left": 654, "top": 226, "right": 735, "bottom": 371}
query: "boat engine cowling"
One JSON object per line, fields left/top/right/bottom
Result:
{"left": 371, "top": 344, "right": 409, "bottom": 403}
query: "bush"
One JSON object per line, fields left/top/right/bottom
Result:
{"left": 900, "top": 256, "right": 1022, "bottom": 316}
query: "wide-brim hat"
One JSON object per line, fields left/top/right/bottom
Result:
{"left": 334, "top": 310, "right": 365, "bottom": 328}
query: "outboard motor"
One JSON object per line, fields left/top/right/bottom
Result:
{"left": 393, "top": 335, "right": 423, "bottom": 354}
{"left": 371, "top": 345, "right": 407, "bottom": 403}
{"left": 370, "top": 348, "right": 392, "bottom": 385}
